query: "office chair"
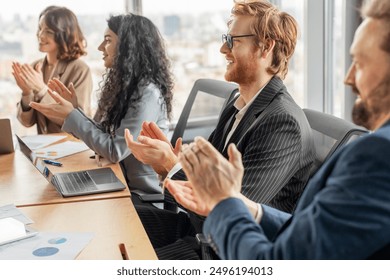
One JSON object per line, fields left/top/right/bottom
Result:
{"left": 170, "top": 78, "right": 238, "bottom": 145}
{"left": 303, "top": 108, "right": 369, "bottom": 177}
{"left": 139, "top": 78, "right": 238, "bottom": 209}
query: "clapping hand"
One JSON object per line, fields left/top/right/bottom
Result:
{"left": 12, "top": 62, "right": 45, "bottom": 96}
{"left": 125, "top": 127, "right": 177, "bottom": 176}
{"left": 165, "top": 137, "right": 244, "bottom": 215}
{"left": 140, "top": 121, "right": 182, "bottom": 156}
{"left": 48, "top": 78, "right": 78, "bottom": 108}
{"left": 29, "top": 89, "right": 74, "bottom": 126}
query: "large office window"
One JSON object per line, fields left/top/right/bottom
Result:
{"left": 305, "top": 0, "right": 361, "bottom": 119}
{"left": 0, "top": 0, "right": 362, "bottom": 138}
{"left": 273, "top": 0, "right": 305, "bottom": 108}
{"left": 327, "top": 0, "right": 361, "bottom": 120}
{"left": 143, "top": 0, "right": 230, "bottom": 120}
{"left": 144, "top": 0, "right": 305, "bottom": 118}
{"left": 325, "top": 0, "right": 344, "bottom": 117}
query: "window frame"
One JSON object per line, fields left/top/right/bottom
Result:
{"left": 304, "top": 0, "right": 361, "bottom": 119}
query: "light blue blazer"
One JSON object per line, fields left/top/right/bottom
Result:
{"left": 62, "top": 83, "right": 168, "bottom": 195}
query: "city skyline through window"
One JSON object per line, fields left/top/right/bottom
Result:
{"left": 0, "top": 0, "right": 305, "bottom": 136}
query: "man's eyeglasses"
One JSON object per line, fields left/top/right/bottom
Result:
{"left": 222, "top": 34, "right": 255, "bottom": 49}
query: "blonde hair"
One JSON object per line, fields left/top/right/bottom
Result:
{"left": 231, "top": 0, "right": 298, "bottom": 79}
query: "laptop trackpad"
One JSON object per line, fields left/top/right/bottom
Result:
{"left": 88, "top": 168, "right": 118, "bottom": 185}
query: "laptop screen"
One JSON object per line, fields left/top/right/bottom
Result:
{"left": 16, "top": 135, "right": 36, "bottom": 163}
{"left": 16, "top": 135, "right": 56, "bottom": 185}
{"left": 0, "top": 119, "right": 15, "bottom": 154}
{"left": 16, "top": 134, "right": 126, "bottom": 197}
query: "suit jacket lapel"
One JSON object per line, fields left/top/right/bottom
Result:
{"left": 41, "top": 56, "right": 67, "bottom": 81}
{"left": 52, "top": 60, "right": 68, "bottom": 80}
{"left": 209, "top": 98, "right": 239, "bottom": 152}
{"left": 223, "top": 76, "right": 284, "bottom": 155}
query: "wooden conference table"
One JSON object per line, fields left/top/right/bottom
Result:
{"left": 21, "top": 198, "right": 157, "bottom": 260}
{"left": 0, "top": 133, "right": 157, "bottom": 259}
{"left": 0, "top": 134, "right": 130, "bottom": 207}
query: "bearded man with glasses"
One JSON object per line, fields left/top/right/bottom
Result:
{"left": 126, "top": 0, "right": 315, "bottom": 260}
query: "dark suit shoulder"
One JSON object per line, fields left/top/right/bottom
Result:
{"left": 335, "top": 131, "right": 390, "bottom": 170}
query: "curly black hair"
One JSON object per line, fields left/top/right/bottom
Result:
{"left": 98, "top": 14, "right": 174, "bottom": 134}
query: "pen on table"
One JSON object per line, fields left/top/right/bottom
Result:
{"left": 43, "top": 159, "right": 63, "bottom": 167}
{"left": 119, "top": 243, "right": 129, "bottom": 260}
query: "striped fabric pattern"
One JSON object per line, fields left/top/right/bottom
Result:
{"left": 137, "top": 76, "right": 315, "bottom": 259}
{"left": 170, "top": 76, "right": 314, "bottom": 213}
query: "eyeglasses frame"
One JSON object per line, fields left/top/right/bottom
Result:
{"left": 222, "top": 34, "right": 255, "bottom": 49}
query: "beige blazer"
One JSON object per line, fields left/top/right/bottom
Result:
{"left": 16, "top": 57, "right": 93, "bottom": 134}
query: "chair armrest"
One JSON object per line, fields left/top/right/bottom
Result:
{"left": 138, "top": 193, "right": 165, "bottom": 203}
{"left": 138, "top": 194, "right": 179, "bottom": 212}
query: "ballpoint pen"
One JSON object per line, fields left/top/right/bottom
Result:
{"left": 118, "top": 243, "right": 129, "bottom": 260}
{"left": 43, "top": 159, "right": 63, "bottom": 167}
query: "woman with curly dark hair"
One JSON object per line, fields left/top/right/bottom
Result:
{"left": 13, "top": 6, "right": 92, "bottom": 134}
{"left": 31, "top": 14, "right": 174, "bottom": 196}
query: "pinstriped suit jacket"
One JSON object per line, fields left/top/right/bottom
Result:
{"left": 217, "top": 76, "right": 314, "bottom": 212}
{"left": 171, "top": 76, "right": 314, "bottom": 215}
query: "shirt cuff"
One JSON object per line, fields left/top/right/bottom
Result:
{"left": 254, "top": 203, "right": 263, "bottom": 223}
{"left": 166, "top": 162, "right": 182, "bottom": 179}
{"left": 33, "top": 85, "right": 48, "bottom": 102}
{"left": 20, "top": 95, "right": 33, "bottom": 111}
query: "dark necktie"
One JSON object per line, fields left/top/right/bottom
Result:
{"left": 210, "top": 107, "right": 239, "bottom": 153}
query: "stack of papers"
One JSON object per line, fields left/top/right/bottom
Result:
{"left": 0, "top": 204, "right": 34, "bottom": 224}
{"left": 20, "top": 135, "right": 90, "bottom": 160}
{"left": 21, "top": 135, "right": 67, "bottom": 150}
{"left": 0, "top": 204, "right": 93, "bottom": 260}
{"left": 0, "top": 204, "right": 36, "bottom": 246}
{"left": 33, "top": 141, "right": 90, "bottom": 160}
{"left": 0, "top": 218, "right": 35, "bottom": 245}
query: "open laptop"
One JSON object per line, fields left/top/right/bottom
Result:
{"left": 16, "top": 135, "right": 126, "bottom": 197}
{"left": 0, "top": 119, "right": 15, "bottom": 154}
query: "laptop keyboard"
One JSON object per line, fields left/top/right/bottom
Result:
{"left": 59, "top": 171, "right": 98, "bottom": 193}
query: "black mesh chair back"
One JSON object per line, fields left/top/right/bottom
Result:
{"left": 303, "top": 108, "right": 369, "bottom": 177}
{"left": 170, "top": 78, "right": 238, "bottom": 145}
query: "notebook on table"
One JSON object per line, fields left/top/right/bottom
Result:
{"left": 0, "top": 119, "right": 15, "bottom": 154}
{"left": 16, "top": 135, "right": 126, "bottom": 197}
